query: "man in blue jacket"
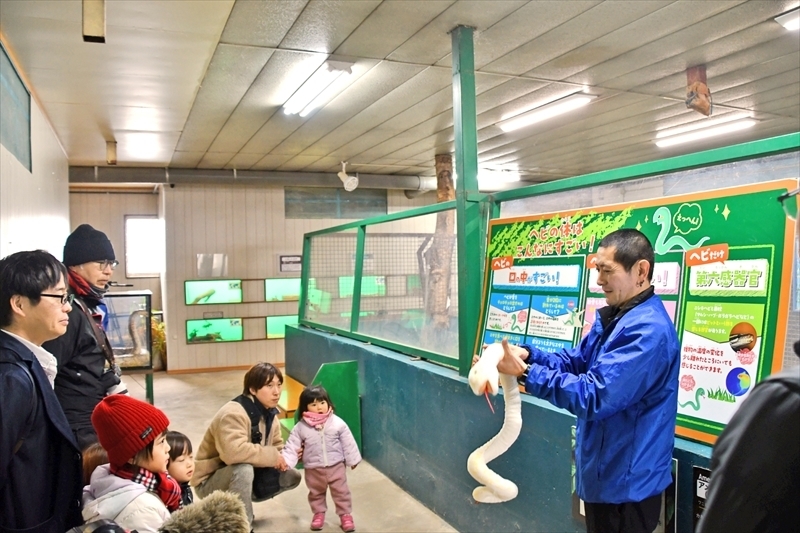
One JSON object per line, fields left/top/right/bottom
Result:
{"left": 0, "top": 250, "right": 84, "bottom": 532}
{"left": 496, "top": 228, "right": 679, "bottom": 533}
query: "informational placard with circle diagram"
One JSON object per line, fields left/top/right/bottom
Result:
{"left": 477, "top": 179, "right": 797, "bottom": 444}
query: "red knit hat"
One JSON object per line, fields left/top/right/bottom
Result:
{"left": 92, "top": 395, "right": 170, "bottom": 466}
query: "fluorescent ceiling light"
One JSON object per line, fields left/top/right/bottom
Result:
{"left": 498, "top": 93, "right": 597, "bottom": 132}
{"left": 775, "top": 8, "right": 800, "bottom": 30}
{"left": 655, "top": 113, "right": 751, "bottom": 139}
{"left": 655, "top": 119, "right": 757, "bottom": 148}
{"left": 283, "top": 60, "right": 353, "bottom": 117}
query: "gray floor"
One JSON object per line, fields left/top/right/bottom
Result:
{"left": 126, "top": 371, "right": 457, "bottom": 533}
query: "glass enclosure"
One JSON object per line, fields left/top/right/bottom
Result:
{"left": 104, "top": 290, "right": 152, "bottom": 370}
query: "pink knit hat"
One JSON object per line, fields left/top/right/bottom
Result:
{"left": 92, "top": 395, "right": 169, "bottom": 466}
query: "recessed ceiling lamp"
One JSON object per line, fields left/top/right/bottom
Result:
{"left": 283, "top": 60, "right": 354, "bottom": 117}
{"left": 498, "top": 92, "right": 597, "bottom": 133}
{"left": 775, "top": 7, "right": 800, "bottom": 31}
{"left": 655, "top": 119, "right": 757, "bottom": 148}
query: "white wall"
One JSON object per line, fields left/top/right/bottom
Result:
{"left": 0, "top": 97, "right": 69, "bottom": 257}
{"left": 162, "top": 184, "right": 435, "bottom": 372}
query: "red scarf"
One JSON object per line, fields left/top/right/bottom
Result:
{"left": 110, "top": 462, "right": 183, "bottom": 512}
{"left": 68, "top": 269, "right": 107, "bottom": 301}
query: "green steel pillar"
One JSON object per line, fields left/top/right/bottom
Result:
{"left": 451, "top": 25, "right": 483, "bottom": 376}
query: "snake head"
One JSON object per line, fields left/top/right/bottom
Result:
{"left": 468, "top": 343, "right": 503, "bottom": 396}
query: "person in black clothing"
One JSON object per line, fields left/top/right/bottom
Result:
{"left": 43, "top": 224, "right": 124, "bottom": 450}
{"left": 167, "top": 430, "right": 196, "bottom": 508}
{"left": 696, "top": 186, "right": 800, "bottom": 533}
{"left": 0, "top": 250, "right": 84, "bottom": 532}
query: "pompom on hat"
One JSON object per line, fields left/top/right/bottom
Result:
{"left": 63, "top": 224, "right": 115, "bottom": 267}
{"left": 92, "top": 394, "right": 169, "bottom": 466}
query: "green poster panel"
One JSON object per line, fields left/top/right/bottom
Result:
{"left": 478, "top": 179, "right": 797, "bottom": 444}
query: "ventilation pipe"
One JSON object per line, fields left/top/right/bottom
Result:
{"left": 69, "top": 166, "right": 436, "bottom": 196}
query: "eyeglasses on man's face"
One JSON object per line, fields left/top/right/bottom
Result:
{"left": 94, "top": 260, "right": 119, "bottom": 271}
{"left": 778, "top": 187, "right": 799, "bottom": 220}
{"left": 40, "top": 293, "right": 75, "bottom": 305}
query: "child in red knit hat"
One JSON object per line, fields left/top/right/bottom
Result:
{"left": 82, "top": 394, "right": 182, "bottom": 533}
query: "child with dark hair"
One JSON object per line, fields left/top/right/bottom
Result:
{"left": 82, "top": 394, "right": 182, "bottom": 533}
{"left": 166, "top": 431, "right": 195, "bottom": 507}
{"left": 82, "top": 442, "right": 109, "bottom": 486}
{"left": 282, "top": 385, "right": 362, "bottom": 532}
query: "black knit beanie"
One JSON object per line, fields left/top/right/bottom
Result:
{"left": 63, "top": 224, "right": 115, "bottom": 267}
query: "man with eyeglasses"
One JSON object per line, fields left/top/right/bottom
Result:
{"left": 0, "top": 250, "right": 84, "bottom": 532}
{"left": 697, "top": 185, "right": 800, "bottom": 533}
{"left": 43, "top": 224, "right": 126, "bottom": 450}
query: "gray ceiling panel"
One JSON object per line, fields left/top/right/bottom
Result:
{"left": 175, "top": 44, "right": 274, "bottom": 152}
{"left": 170, "top": 151, "right": 206, "bottom": 168}
{"left": 482, "top": 1, "right": 672, "bottom": 77}
{"left": 225, "top": 152, "right": 265, "bottom": 170}
{"left": 603, "top": 24, "right": 791, "bottom": 94}
{"left": 220, "top": 0, "right": 308, "bottom": 47}
{"left": 387, "top": 1, "right": 527, "bottom": 65}
{"left": 2, "top": 0, "right": 797, "bottom": 182}
{"left": 280, "top": 0, "right": 382, "bottom": 53}
{"left": 208, "top": 50, "right": 326, "bottom": 153}
{"left": 335, "top": 1, "right": 454, "bottom": 59}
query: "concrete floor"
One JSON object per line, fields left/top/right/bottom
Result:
{"left": 126, "top": 370, "right": 457, "bottom": 533}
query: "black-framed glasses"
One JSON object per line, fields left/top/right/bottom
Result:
{"left": 40, "top": 293, "right": 75, "bottom": 305}
{"left": 95, "top": 260, "right": 119, "bottom": 270}
{"left": 778, "top": 187, "right": 799, "bottom": 220}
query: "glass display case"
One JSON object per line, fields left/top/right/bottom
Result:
{"left": 104, "top": 290, "right": 153, "bottom": 370}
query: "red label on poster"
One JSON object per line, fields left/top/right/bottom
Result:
{"left": 685, "top": 244, "right": 729, "bottom": 267}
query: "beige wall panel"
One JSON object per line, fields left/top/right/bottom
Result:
{"left": 162, "top": 183, "right": 435, "bottom": 371}
{"left": 68, "top": 191, "right": 162, "bottom": 309}
{"left": 0, "top": 101, "right": 69, "bottom": 257}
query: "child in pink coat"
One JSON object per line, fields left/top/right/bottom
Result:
{"left": 282, "top": 385, "right": 361, "bottom": 532}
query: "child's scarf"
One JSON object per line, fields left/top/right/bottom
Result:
{"left": 110, "top": 462, "right": 183, "bottom": 512}
{"left": 302, "top": 408, "right": 332, "bottom": 430}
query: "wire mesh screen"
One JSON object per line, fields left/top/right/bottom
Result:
{"left": 357, "top": 212, "right": 459, "bottom": 359}
{"left": 304, "top": 230, "right": 357, "bottom": 330}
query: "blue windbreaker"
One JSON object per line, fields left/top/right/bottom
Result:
{"left": 522, "top": 292, "right": 679, "bottom": 504}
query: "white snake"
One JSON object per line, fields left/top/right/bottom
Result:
{"left": 467, "top": 342, "right": 522, "bottom": 503}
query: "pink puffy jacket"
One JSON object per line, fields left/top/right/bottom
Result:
{"left": 282, "top": 413, "right": 362, "bottom": 469}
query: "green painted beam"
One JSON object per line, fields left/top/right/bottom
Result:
{"left": 451, "top": 25, "right": 484, "bottom": 377}
{"left": 350, "top": 226, "right": 366, "bottom": 332}
{"left": 304, "top": 200, "right": 457, "bottom": 238}
{"left": 493, "top": 132, "right": 800, "bottom": 203}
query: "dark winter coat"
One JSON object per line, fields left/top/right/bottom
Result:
{"left": 0, "top": 331, "right": 84, "bottom": 533}
{"left": 42, "top": 293, "right": 117, "bottom": 448}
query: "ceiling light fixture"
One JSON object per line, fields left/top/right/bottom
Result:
{"left": 498, "top": 93, "right": 597, "bottom": 133}
{"left": 775, "top": 7, "right": 800, "bottom": 31}
{"left": 283, "top": 60, "right": 354, "bottom": 117}
{"left": 337, "top": 161, "right": 359, "bottom": 192}
{"left": 82, "top": 0, "right": 106, "bottom": 43}
{"left": 655, "top": 113, "right": 751, "bottom": 139}
{"left": 655, "top": 119, "right": 757, "bottom": 148}
{"left": 106, "top": 140, "right": 117, "bottom": 165}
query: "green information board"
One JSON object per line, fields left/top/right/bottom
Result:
{"left": 478, "top": 180, "right": 797, "bottom": 444}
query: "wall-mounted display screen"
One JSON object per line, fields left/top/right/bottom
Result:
{"left": 265, "top": 278, "right": 302, "bottom": 302}
{"left": 185, "top": 280, "right": 243, "bottom": 305}
{"left": 338, "top": 275, "right": 386, "bottom": 298}
{"left": 266, "top": 315, "right": 299, "bottom": 339}
{"left": 186, "top": 318, "right": 243, "bottom": 343}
